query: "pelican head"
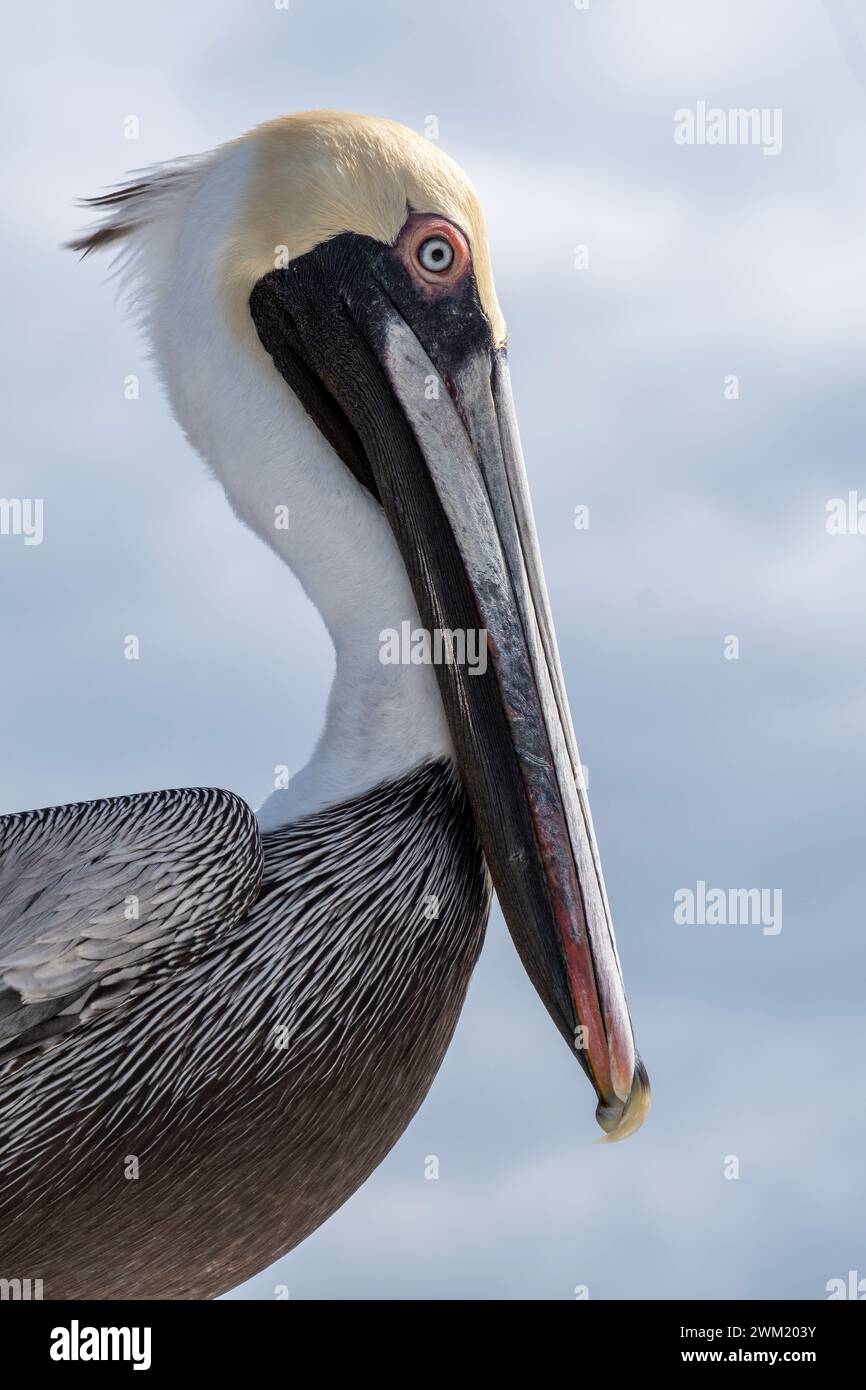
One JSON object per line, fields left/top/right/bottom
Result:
{"left": 71, "top": 110, "right": 650, "bottom": 1140}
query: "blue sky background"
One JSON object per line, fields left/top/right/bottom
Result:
{"left": 2, "top": 0, "right": 864, "bottom": 1298}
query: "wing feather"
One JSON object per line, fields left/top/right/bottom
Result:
{"left": 0, "top": 787, "right": 263, "bottom": 1058}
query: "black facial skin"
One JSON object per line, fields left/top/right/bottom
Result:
{"left": 249, "top": 226, "right": 492, "bottom": 503}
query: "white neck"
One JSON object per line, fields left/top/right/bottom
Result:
{"left": 135, "top": 143, "right": 451, "bottom": 826}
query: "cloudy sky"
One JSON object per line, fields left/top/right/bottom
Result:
{"left": 2, "top": 0, "right": 864, "bottom": 1298}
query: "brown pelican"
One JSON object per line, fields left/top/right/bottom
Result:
{"left": 0, "top": 112, "right": 649, "bottom": 1300}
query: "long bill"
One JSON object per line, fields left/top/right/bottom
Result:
{"left": 249, "top": 249, "right": 650, "bottom": 1140}
{"left": 373, "top": 315, "right": 648, "bottom": 1139}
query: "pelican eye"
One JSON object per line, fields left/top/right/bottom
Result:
{"left": 417, "top": 236, "right": 454, "bottom": 273}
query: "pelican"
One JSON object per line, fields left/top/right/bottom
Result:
{"left": 0, "top": 111, "right": 649, "bottom": 1300}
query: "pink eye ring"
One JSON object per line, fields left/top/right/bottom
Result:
{"left": 396, "top": 214, "right": 471, "bottom": 288}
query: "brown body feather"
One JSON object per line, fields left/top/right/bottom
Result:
{"left": 0, "top": 761, "right": 489, "bottom": 1299}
